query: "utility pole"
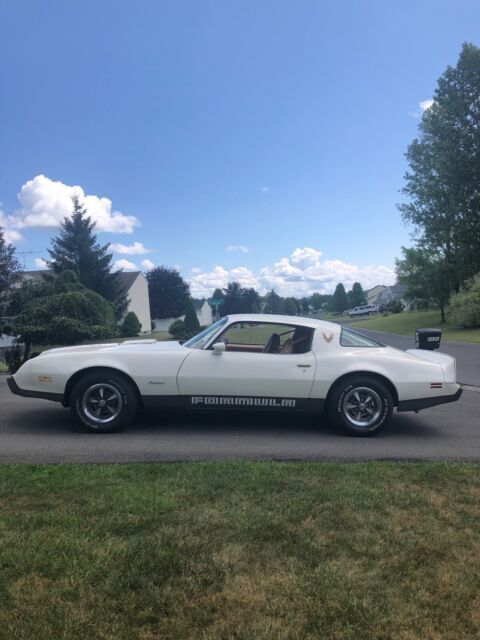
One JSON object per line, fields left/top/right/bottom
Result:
{"left": 16, "top": 251, "right": 46, "bottom": 270}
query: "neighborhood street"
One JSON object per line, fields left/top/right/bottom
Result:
{"left": 348, "top": 327, "right": 480, "bottom": 387}
{"left": 1, "top": 332, "right": 479, "bottom": 462}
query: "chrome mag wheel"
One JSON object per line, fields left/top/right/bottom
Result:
{"left": 81, "top": 383, "right": 123, "bottom": 424}
{"left": 342, "top": 386, "right": 382, "bottom": 428}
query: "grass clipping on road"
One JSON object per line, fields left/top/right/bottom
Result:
{"left": 0, "top": 462, "right": 479, "bottom": 639}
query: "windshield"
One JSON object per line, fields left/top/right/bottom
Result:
{"left": 183, "top": 317, "right": 228, "bottom": 349}
{"left": 340, "top": 327, "right": 385, "bottom": 347}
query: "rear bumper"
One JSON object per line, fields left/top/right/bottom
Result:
{"left": 397, "top": 387, "right": 463, "bottom": 412}
{"left": 7, "top": 376, "right": 63, "bottom": 403}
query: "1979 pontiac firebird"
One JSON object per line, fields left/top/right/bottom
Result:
{"left": 7, "top": 314, "right": 462, "bottom": 436}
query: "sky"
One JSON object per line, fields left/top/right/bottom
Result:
{"left": 1, "top": 0, "right": 479, "bottom": 297}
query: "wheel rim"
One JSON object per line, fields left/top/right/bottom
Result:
{"left": 81, "top": 383, "right": 123, "bottom": 424}
{"left": 342, "top": 386, "right": 382, "bottom": 428}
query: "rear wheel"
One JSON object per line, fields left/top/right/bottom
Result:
{"left": 327, "top": 376, "right": 393, "bottom": 436}
{"left": 70, "top": 372, "right": 138, "bottom": 433}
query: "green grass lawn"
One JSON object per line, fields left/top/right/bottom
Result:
{"left": 0, "top": 462, "right": 479, "bottom": 639}
{"left": 347, "top": 309, "right": 480, "bottom": 343}
{"left": 0, "top": 361, "right": 8, "bottom": 372}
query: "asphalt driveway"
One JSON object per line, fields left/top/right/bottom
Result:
{"left": 0, "top": 373, "right": 479, "bottom": 463}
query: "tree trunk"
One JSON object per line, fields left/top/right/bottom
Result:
{"left": 440, "top": 306, "right": 446, "bottom": 323}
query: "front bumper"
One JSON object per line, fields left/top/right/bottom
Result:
{"left": 7, "top": 376, "right": 63, "bottom": 403}
{"left": 397, "top": 387, "right": 463, "bottom": 412}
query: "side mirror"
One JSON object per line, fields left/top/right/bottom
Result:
{"left": 212, "top": 342, "right": 226, "bottom": 355}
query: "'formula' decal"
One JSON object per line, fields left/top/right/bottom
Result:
{"left": 191, "top": 396, "right": 296, "bottom": 408}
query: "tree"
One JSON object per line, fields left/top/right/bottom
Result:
{"left": 330, "top": 283, "right": 348, "bottom": 313}
{"left": 263, "top": 289, "right": 285, "bottom": 314}
{"left": 121, "top": 311, "right": 142, "bottom": 337}
{"left": 221, "top": 281, "right": 260, "bottom": 316}
{"left": 449, "top": 274, "right": 480, "bottom": 328}
{"left": 184, "top": 298, "right": 200, "bottom": 333}
{"left": 299, "top": 297, "right": 310, "bottom": 314}
{"left": 284, "top": 297, "right": 299, "bottom": 316}
{"left": 146, "top": 266, "right": 190, "bottom": 319}
{"left": 309, "top": 293, "right": 332, "bottom": 312}
{"left": 309, "top": 293, "right": 323, "bottom": 311}
{"left": 48, "top": 196, "right": 128, "bottom": 319}
{"left": 399, "top": 43, "right": 480, "bottom": 291}
{"left": 11, "top": 271, "right": 116, "bottom": 360}
{"left": 168, "top": 319, "right": 188, "bottom": 341}
{"left": 0, "top": 226, "right": 20, "bottom": 331}
{"left": 347, "top": 282, "right": 366, "bottom": 308}
{"left": 396, "top": 247, "right": 453, "bottom": 322}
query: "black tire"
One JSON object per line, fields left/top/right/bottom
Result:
{"left": 70, "top": 371, "right": 138, "bottom": 433}
{"left": 327, "top": 375, "right": 393, "bottom": 436}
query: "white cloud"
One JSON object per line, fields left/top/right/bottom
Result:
{"left": 0, "top": 208, "right": 22, "bottom": 243}
{"left": 113, "top": 259, "right": 137, "bottom": 271}
{"left": 6, "top": 175, "right": 139, "bottom": 235}
{"left": 141, "top": 259, "right": 155, "bottom": 270}
{"left": 225, "top": 244, "right": 250, "bottom": 254}
{"left": 34, "top": 257, "right": 48, "bottom": 269}
{"left": 420, "top": 99, "right": 434, "bottom": 112}
{"left": 188, "top": 247, "right": 395, "bottom": 298}
{"left": 410, "top": 98, "right": 434, "bottom": 118}
{"left": 111, "top": 241, "right": 152, "bottom": 255}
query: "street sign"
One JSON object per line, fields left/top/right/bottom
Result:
{"left": 208, "top": 298, "right": 225, "bottom": 306}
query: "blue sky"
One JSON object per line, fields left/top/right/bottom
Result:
{"left": 1, "top": 0, "right": 479, "bottom": 296}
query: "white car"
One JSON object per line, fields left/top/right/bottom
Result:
{"left": 348, "top": 304, "right": 377, "bottom": 316}
{"left": 7, "top": 314, "right": 462, "bottom": 436}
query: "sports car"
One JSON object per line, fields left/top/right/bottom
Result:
{"left": 7, "top": 314, "right": 462, "bottom": 436}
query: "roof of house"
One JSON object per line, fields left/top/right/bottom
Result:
{"left": 22, "top": 269, "right": 50, "bottom": 281}
{"left": 192, "top": 298, "right": 207, "bottom": 310}
{"left": 390, "top": 283, "right": 408, "bottom": 295}
{"left": 116, "top": 271, "right": 141, "bottom": 289}
{"left": 21, "top": 269, "right": 142, "bottom": 291}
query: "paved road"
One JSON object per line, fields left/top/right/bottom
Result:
{"left": 1, "top": 374, "right": 479, "bottom": 463}
{"left": 348, "top": 327, "right": 480, "bottom": 387}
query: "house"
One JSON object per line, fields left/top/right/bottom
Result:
{"left": 116, "top": 271, "right": 151, "bottom": 333}
{"left": 9, "top": 269, "right": 151, "bottom": 334}
{"left": 366, "top": 283, "right": 410, "bottom": 310}
{"left": 153, "top": 299, "right": 213, "bottom": 332}
{"left": 365, "top": 284, "right": 388, "bottom": 306}
{"left": 376, "top": 283, "right": 410, "bottom": 310}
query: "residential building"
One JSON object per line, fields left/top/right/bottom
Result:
{"left": 7, "top": 269, "right": 151, "bottom": 334}
{"left": 152, "top": 299, "right": 213, "bottom": 332}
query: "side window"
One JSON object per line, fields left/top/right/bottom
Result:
{"left": 214, "top": 322, "right": 313, "bottom": 354}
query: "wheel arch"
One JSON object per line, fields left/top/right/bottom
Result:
{"left": 326, "top": 371, "right": 399, "bottom": 407}
{"left": 64, "top": 366, "right": 142, "bottom": 407}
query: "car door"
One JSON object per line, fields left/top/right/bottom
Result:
{"left": 177, "top": 339, "right": 317, "bottom": 411}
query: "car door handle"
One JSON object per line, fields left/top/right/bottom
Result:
{"left": 297, "top": 364, "right": 311, "bottom": 368}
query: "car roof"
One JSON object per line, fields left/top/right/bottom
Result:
{"left": 224, "top": 314, "right": 341, "bottom": 331}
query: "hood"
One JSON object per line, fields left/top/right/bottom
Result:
{"left": 38, "top": 339, "right": 185, "bottom": 358}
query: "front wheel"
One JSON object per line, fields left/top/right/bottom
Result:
{"left": 70, "top": 372, "right": 138, "bottom": 433}
{"left": 327, "top": 376, "right": 393, "bottom": 436}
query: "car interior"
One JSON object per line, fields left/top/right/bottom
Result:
{"left": 212, "top": 322, "right": 314, "bottom": 355}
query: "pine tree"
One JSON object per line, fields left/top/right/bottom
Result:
{"left": 184, "top": 297, "right": 200, "bottom": 334}
{"left": 330, "top": 283, "right": 348, "bottom": 312}
{"left": 0, "top": 226, "right": 20, "bottom": 295}
{"left": 348, "top": 282, "right": 366, "bottom": 308}
{"left": 0, "top": 226, "right": 21, "bottom": 332}
{"left": 48, "top": 196, "right": 128, "bottom": 318}
{"left": 121, "top": 311, "right": 142, "bottom": 337}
